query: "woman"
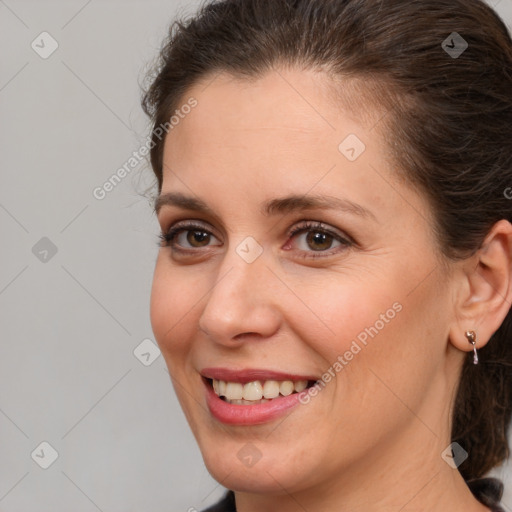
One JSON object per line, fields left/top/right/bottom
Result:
{"left": 142, "top": 0, "right": 512, "bottom": 510}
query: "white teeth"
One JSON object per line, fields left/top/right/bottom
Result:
{"left": 294, "top": 380, "right": 308, "bottom": 392}
{"left": 211, "top": 378, "right": 309, "bottom": 401}
{"left": 226, "top": 398, "right": 271, "bottom": 405}
{"left": 243, "top": 381, "right": 263, "bottom": 400}
{"left": 263, "top": 380, "right": 280, "bottom": 399}
{"left": 225, "top": 382, "right": 243, "bottom": 400}
{"left": 279, "top": 381, "right": 294, "bottom": 396}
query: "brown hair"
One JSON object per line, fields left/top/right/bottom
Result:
{"left": 141, "top": 0, "right": 512, "bottom": 480}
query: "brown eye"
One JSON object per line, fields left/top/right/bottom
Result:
{"left": 305, "top": 231, "right": 335, "bottom": 251}
{"left": 158, "top": 222, "right": 222, "bottom": 250}
{"left": 285, "top": 221, "right": 353, "bottom": 259}
{"left": 186, "top": 230, "right": 211, "bottom": 247}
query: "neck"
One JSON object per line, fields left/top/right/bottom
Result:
{"left": 234, "top": 430, "right": 490, "bottom": 512}
{"left": 233, "top": 371, "right": 490, "bottom": 512}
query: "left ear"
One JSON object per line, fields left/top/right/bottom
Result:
{"left": 449, "top": 219, "right": 512, "bottom": 353}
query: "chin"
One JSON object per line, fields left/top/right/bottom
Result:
{"left": 196, "top": 433, "right": 316, "bottom": 495}
{"left": 202, "top": 453, "right": 299, "bottom": 494}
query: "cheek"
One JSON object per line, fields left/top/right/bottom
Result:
{"left": 324, "top": 272, "right": 446, "bottom": 426}
{"left": 292, "top": 274, "right": 402, "bottom": 363}
{"left": 293, "top": 270, "right": 431, "bottom": 424}
{"left": 149, "top": 258, "right": 200, "bottom": 360}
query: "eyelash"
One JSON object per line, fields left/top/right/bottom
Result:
{"left": 157, "top": 220, "right": 353, "bottom": 259}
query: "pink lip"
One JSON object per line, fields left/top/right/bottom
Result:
{"left": 200, "top": 368, "right": 319, "bottom": 426}
{"left": 203, "top": 378, "right": 305, "bottom": 425}
{"left": 201, "top": 367, "right": 318, "bottom": 384}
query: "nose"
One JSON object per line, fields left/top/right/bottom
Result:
{"left": 198, "top": 250, "right": 282, "bottom": 346}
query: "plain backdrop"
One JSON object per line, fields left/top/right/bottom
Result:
{"left": 1, "top": 0, "right": 511, "bottom": 510}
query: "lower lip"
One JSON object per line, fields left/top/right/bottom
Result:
{"left": 203, "top": 379, "right": 303, "bottom": 425}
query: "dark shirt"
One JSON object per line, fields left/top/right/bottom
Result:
{"left": 202, "top": 477, "right": 505, "bottom": 512}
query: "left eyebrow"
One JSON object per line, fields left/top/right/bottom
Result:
{"left": 262, "top": 194, "right": 377, "bottom": 222}
{"left": 154, "top": 192, "right": 377, "bottom": 222}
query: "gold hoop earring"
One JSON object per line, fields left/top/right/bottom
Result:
{"left": 464, "top": 330, "right": 479, "bottom": 365}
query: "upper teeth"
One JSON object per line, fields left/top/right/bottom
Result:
{"left": 212, "top": 379, "right": 308, "bottom": 401}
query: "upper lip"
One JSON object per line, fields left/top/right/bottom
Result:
{"left": 200, "top": 367, "right": 318, "bottom": 384}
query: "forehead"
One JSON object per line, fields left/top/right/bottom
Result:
{"left": 163, "top": 68, "right": 384, "bottom": 174}
{"left": 160, "top": 67, "right": 432, "bottom": 234}
{"left": 170, "top": 68, "right": 383, "bottom": 138}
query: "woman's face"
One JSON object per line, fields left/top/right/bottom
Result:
{"left": 150, "top": 68, "right": 461, "bottom": 495}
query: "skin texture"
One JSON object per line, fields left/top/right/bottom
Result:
{"left": 150, "top": 68, "right": 512, "bottom": 512}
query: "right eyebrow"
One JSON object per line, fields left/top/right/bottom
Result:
{"left": 154, "top": 192, "right": 215, "bottom": 216}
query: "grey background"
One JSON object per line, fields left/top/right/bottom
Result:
{"left": 0, "top": 0, "right": 511, "bottom": 510}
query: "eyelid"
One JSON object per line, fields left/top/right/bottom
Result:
{"left": 163, "top": 217, "right": 351, "bottom": 240}
{"left": 283, "top": 220, "right": 354, "bottom": 257}
{"left": 160, "top": 218, "right": 354, "bottom": 259}
{"left": 163, "top": 218, "right": 222, "bottom": 238}
{"left": 287, "top": 219, "right": 353, "bottom": 242}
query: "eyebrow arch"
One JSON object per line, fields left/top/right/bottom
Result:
{"left": 154, "top": 191, "right": 377, "bottom": 222}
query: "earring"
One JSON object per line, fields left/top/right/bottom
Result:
{"left": 464, "top": 330, "right": 479, "bottom": 365}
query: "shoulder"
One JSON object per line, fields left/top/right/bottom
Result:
{"left": 467, "top": 477, "right": 506, "bottom": 512}
{"left": 201, "top": 490, "right": 236, "bottom": 512}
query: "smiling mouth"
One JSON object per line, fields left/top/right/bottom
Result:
{"left": 205, "top": 377, "right": 317, "bottom": 405}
